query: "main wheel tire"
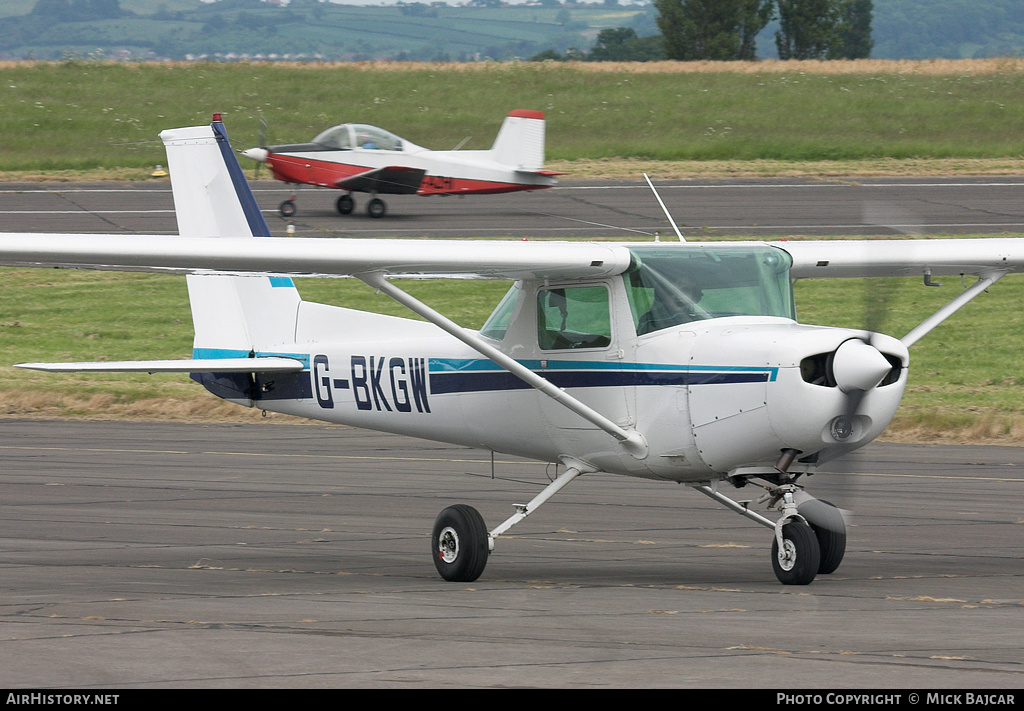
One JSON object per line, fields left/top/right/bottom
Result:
{"left": 431, "top": 504, "right": 489, "bottom": 582}
{"left": 336, "top": 194, "right": 354, "bottom": 215}
{"left": 279, "top": 199, "right": 296, "bottom": 217}
{"left": 367, "top": 197, "right": 386, "bottom": 218}
{"left": 798, "top": 499, "right": 847, "bottom": 574}
{"left": 771, "top": 520, "right": 821, "bottom": 585}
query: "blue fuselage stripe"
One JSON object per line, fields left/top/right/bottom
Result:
{"left": 428, "top": 369, "right": 770, "bottom": 394}
{"left": 427, "top": 358, "right": 776, "bottom": 395}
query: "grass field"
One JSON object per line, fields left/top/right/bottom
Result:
{"left": 2, "top": 59, "right": 1024, "bottom": 441}
{"left": 3, "top": 59, "right": 1024, "bottom": 173}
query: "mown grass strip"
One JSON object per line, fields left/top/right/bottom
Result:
{"left": 4, "top": 59, "right": 1024, "bottom": 172}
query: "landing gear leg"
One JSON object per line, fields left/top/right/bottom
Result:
{"left": 692, "top": 480, "right": 830, "bottom": 585}
{"left": 429, "top": 460, "right": 590, "bottom": 582}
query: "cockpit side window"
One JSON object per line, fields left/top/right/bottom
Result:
{"left": 537, "top": 286, "right": 611, "bottom": 351}
{"left": 480, "top": 283, "right": 521, "bottom": 341}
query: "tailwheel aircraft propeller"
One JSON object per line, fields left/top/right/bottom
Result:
{"left": 253, "top": 113, "right": 267, "bottom": 181}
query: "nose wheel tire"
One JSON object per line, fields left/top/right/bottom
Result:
{"left": 432, "top": 504, "right": 489, "bottom": 582}
{"left": 771, "top": 520, "right": 821, "bottom": 585}
{"left": 279, "top": 199, "right": 296, "bottom": 217}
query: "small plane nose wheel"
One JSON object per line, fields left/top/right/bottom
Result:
{"left": 771, "top": 519, "right": 821, "bottom": 585}
{"left": 431, "top": 504, "right": 489, "bottom": 582}
{"left": 367, "top": 197, "right": 386, "bottom": 218}
{"left": 279, "top": 199, "right": 296, "bottom": 217}
{"left": 336, "top": 194, "right": 354, "bottom": 215}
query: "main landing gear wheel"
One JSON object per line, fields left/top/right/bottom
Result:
{"left": 798, "top": 499, "right": 847, "bottom": 574}
{"left": 367, "top": 197, "right": 386, "bottom": 218}
{"left": 432, "top": 504, "right": 489, "bottom": 582}
{"left": 279, "top": 199, "right": 296, "bottom": 217}
{"left": 771, "top": 519, "right": 821, "bottom": 585}
{"left": 336, "top": 194, "right": 354, "bottom": 215}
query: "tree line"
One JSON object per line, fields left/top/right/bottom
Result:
{"left": 535, "top": 0, "right": 873, "bottom": 62}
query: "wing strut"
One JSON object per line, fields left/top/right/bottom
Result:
{"left": 901, "top": 269, "right": 1008, "bottom": 348}
{"left": 358, "top": 272, "right": 649, "bottom": 459}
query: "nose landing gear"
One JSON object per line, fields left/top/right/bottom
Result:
{"left": 693, "top": 476, "right": 847, "bottom": 586}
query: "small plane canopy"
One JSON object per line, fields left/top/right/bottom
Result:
{"left": 313, "top": 124, "right": 404, "bottom": 151}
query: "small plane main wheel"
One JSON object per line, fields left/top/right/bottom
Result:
{"left": 336, "top": 194, "right": 354, "bottom": 215}
{"left": 431, "top": 504, "right": 489, "bottom": 582}
{"left": 771, "top": 519, "right": 821, "bottom": 585}
{"left": 798, "top": 499, "right": 847, "bottom": 574}
{"left": 279, "top": 200, "right": 296, "bottom": 217}
{"left": 367, "top": 197, "right": 386, "bottom": 219}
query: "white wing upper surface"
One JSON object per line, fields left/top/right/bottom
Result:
{"left": 777, "top": 238, "right": 1024, "bottom": 279}
{"left": 0, "top": 233, "right": 635, "bottom": 281}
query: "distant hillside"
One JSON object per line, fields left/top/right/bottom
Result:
{"left": 0, "top": 0, "right": 656, "bottom": 62}
{"left": 1, "top": 0, "right": 1022, "bottom": 61}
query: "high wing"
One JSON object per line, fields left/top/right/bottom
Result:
{"left": 335, "top": 165, "right": 426, "bottom": 194}
{"left": 782, "top": 238, "right": 1024, "bottom": 279}
{"left": 2, "top": 234, "right": 1021, "bottom": 282}
{"left": 0, "top": 233, "right": 633, "bottom": 281}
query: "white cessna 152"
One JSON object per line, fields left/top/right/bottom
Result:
{"left": 3, "top": 115, "right": 1023, "bottom": 585}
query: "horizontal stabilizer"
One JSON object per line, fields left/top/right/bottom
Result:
{"left": 15, "top": 357, "right": 306, "bottom": 374}
{"left": 336, "top": 166, "right": 426, "bottom": 194}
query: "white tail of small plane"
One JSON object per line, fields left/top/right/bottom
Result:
{"left": 489, "top": 109, "right": 546, "bottom": 172}
{"left": 162, "top": 113, "right": 302, "bottom": 403}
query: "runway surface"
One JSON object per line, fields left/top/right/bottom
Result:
{"left": 1, "top": 420, "right": 1022, "bottom": 688}
{"left": 4, "top": 176, "right": 1024, "bottom": 239}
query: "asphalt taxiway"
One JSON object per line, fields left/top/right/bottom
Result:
{"left": 4, "top": 176, "right": 1024, "bottom": 239}
{"left": 1, "top": 420, "right": 1022, "bottom": 688}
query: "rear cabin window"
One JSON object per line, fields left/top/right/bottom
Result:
{"left": 537, "top": 286, "right": 611, "bottom": 350}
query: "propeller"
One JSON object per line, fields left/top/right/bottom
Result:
{"left": 828, "top": 202, "right": 914, "bottom": 442}
{"left": 803, "top": 201, "right": 915, "bottom": 546}
{"left": 253, "top": 113, "right": 267, "bottom": 180}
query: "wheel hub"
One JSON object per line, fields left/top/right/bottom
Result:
{"left": 777, "top": 539, "right": 797, "bottom": 571}
{"left": 438, "top": 526, "right": 460, "bottom": 563}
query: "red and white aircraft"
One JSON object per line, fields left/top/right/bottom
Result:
{"left": 242, "top": 109, "right": 561, "bottom": 218}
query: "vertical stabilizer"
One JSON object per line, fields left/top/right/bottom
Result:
{"left": 160, "top": 113, "right": 271, "bottom": 239}
{"left": 161, "top": 114, "right": 301, "bottom": 404}
{"left": 489, "top": 110, "right": 546, "bottom": 172}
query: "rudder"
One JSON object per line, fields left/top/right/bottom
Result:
{"left": 489, "top": 109, "right": 546, "bottom": 172}
{"left": 160, "top": 114, "right": 301, "bottom": 380}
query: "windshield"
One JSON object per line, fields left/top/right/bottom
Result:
{"left": 624, "top": 245, "right": 794, "bottom": 335}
